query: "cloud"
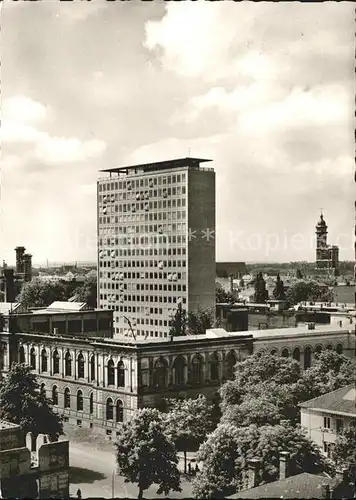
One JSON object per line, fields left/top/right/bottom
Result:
{"left": 3, "top": 95, "right": 48, "bottom": 123}
{"left": 1, "top": 94, "right": 106, "bottom": 165}
{"left": 34, "top": 136, "right": 106, "bottom": 164}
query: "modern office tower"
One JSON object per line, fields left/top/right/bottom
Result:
{"left": 97, "top": 157, "right": 216, "bottom": 339}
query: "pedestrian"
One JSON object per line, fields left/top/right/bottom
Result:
{"left": 76, "top": 488, "right": 82, "bottom": 500}
{"left": 188, "top": 462, "right": 192, "bottom": 475}
{"left": 195, "top": 463, "right": 200, "bottom": 474}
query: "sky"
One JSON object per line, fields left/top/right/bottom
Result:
{"left": 1, "top": 1, "right": 354, "bottom": 265}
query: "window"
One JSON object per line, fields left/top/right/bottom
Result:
{"left": 192, "top": 355, "right": 203, "bottom": 384}
{"left": 107, "top": 360, "right": 115, "bottom": 385}
{"left": 77, "top": 353, "right": 85, "bottom": 379}
{"left": 64, "top": 388, "right": 70, "bottom": 408}
{"left": 52, "top": 385, "right": 58, "bottom": 406}
{"left": 226, "top": 351, "right": 237, "bottom": 380}
{"left": 30, "top": 348, "right": 36, "bottom": 369}
{"left": 281, "top": 348, "right": 289, "bottom": 358}
{"left": 40, "top": 383, "right": 46, "bottom": 396}
{"left": 153, "top": 358, "right": 168, "bottom": 388}
{"left": 304, "top": 347, "right": 312, "bottom": 369}
{"left": 293, "top": 347, "right": 301, "bottom": 362}
{"left": 116, "top": 400, "right": 123, "bottom": 422}
{"left": 106, "top": 398, "right": 114, "bottom": 420}
{"left": 173, "top": 356, "right": 185, "bottom": 385}
{"left": 89, "top": 393, "right": 94, "bottom": 414}
{"left": 52, "top": 349, "right": 60, "bottom": 374}
{"left": 210, "top": 352, "right": 219, "bottom": 381}
{"left": 336, "top": 344, "right": 343, "bottom": 355}
{"left": 19, "top": 345, "right": 25, "bottom": 364}
{"left": 77, "top": 390, "right": 83, "bottom": 411}
{"left": 324, "top": 416, "right": 331, "bottom": 429}
{"left": 117, "top": 361, "right": 125, "bottom": 387}
{"left": 41, "top": 349, "right": 48, "bottom": 372}
{"left": 65, "top": 352, "right": 72, "bottom": 376}
{"left": 90, "top": 355, "right": 95, "bottom": 381}
{"left": 336, "top": 418, "right": 344, "bottom": 434}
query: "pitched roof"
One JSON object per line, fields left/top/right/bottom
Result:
{"left": 0, "top": 302, "right": 22, "bottom": 315}
{"left": 46, "top": 301, "right": 88, "bottom": 312}
{"left": 230, "top": 473, "right": 337, "bottom": 499}
{"left": 299, "top": 384, "right": 356, "bottom": 417}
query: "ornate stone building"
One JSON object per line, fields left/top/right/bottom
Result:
{"left": 0, "top": 322, "right": 354, "bottom": 436}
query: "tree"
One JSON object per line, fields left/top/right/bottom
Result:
{"left": 114, "top": 408, "right": 181, "bottom": 499}
{"left": 188, "top": 307, "right": 216, "bottom": 335}
{"left": 333, "top": 420, "right": 356, "bottom": 479}
{"left": 286, "top": 280, "right": 334, "bottom": 306}
{"left": 192, "top": 421, "right": 334, "bottom": 499}
{"left": 296, "top": 269, "right": 303, "bottom": 279}
{"left": 219, "top": 354, "right": 303, "bottom": 426}
{"left": 164, "top": 396, "right": 215, "bottom": 474}
{"left": 216, "top": 286, "right": 236, "bottom": 304}
{"left": 74, "top": 272, "right": 97, "bottom": 308}
{"left": 17, "top": 277, "right": 69, "bottom": 308}
{"left": 253, "top": 273, "right": 268, "bottom": 303}
{"left": 273, "top": 273, "right": 286, "bottom": 300}
{"left": 297, "top": 351, "right": 356, "bottom": 402}
{"left": 0, "top": 363, "right": 63, "bottom": 441}
{"left": 169, "top": 302, "right": 187, "bottom": 336}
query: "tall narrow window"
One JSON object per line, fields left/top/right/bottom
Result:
{"left": 153, "top": 358, "right": 168, "bottom": 388}
{"left": 191, "top": 355, "right": 203, "bottom": 384}
{"left": 30, "top": 348, "right": 36, "bottom": 369}
{"left": 173, "top": 356, "right": 185, "bottom": 385}
{"left": 116, "top": 400, "right": 123, "bottom": 422}
{"left": 52, "top": 385, "right": 58, "bottom": 406}
{"left": 90, "top": 355, "right": 95, "bottom": 381}
{"left": 40, "top": 383, "right": 46, "bottom": 396}
{"left": 64, "top": 388, "right": 70, "bottom": 408}
{"left": 65, "top": 352, "right": 72, "bottom": 377}
{"left": 107, "top": 360, "right": 115, "bottom": 386}
{"left": 53, "top": 349, "right": 60, "bottom": 374}
{"left": 293, "top": 347, "right": 300, "bottom": 362}
{"left": 117, "top": 361, "right": 125, "bottom": 387}
{"left": 89, "top": 393, "right": 94, "bottom": 414}
{"left": 41, "top": 349, "right": 48, "bottom": 372}
{"left": 281, "top": 348, "right": 289, "bottom": 358}
{"left": 304, "top": 347, "right": 312, "bottom": 369}
{"left": 210, "top": 352, "right": 219, "bottom": 381}
{"left": 77, "top": 390, "right": 83, "bottom": 411}
{"left": 19, "top": 345, "right": 25, "bottom": 364}
{"left": 77, "top": 353, "right": 85, "bottom": 379}
{"left": 106, "top": 398, "right": 114, "bottom": 420}
{"left": 226, "top": 351, "right": 237, "bottom": 380}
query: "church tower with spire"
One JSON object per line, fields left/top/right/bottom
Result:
{"left": 315, "top": 212, "right": 339, "bottom": 276}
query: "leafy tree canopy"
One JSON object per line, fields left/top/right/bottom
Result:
{"left": 114, "top": 408, "right": 181, "bottom": 499}
{"left": 0, "top": 363, "right": 63, "bottom": 440}
{"left": 333, "top": 420, "right": 356, "bottom": 478}
{"left": 192, "top": 421, "right": 334, "bottom": 499}
{"left": 286, "top": 280, "right": 334, "bottom": 305}
{"left": 17, "top": 278, "right": 69, "bottom": 308}
{"left": 216, "top": 286, "right": 236, "bottom": 304}
{"left": 164, "top": 396, "right": 215, "bottom": 473}
{"left": 74, "top": 272, "right": 97, "bottom": 308}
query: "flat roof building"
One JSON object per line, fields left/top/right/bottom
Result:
{"left": 97, "top": 157, "right": 216, "bottom": 339}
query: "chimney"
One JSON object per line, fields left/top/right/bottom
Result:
{"left": 247, "top": 458, "right": 261, "bottom": 489}
{"left": 279, "top": 451, "right": 290, "bottom": 480}
{"left": 321, "top": 483, "right": 331, "bottom": 499}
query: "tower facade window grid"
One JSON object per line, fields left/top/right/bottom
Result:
{"left": 97, "top": 158, "right": 216, "bottom": 339}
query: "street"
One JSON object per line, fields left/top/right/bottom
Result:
{"left": 68, "top": 441, "right": 194, "bottom": 499}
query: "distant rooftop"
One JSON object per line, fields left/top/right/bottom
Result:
{"left": 0, "top": 420, "right": 20, "bottom": 430}
{"left": 300, "top": 384, "right": 356, "bottom": 417}
{"left": 0, "top": 303, "right": 22, "bottom": 315}
{"left": 100, "top": 157, "right": 212, "bottom": 175}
